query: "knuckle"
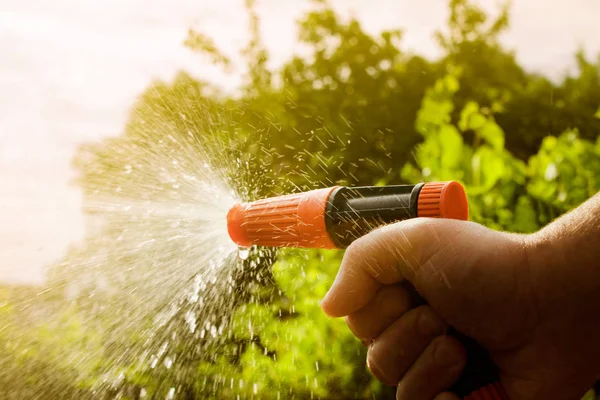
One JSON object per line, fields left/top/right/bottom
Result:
{"left": 414, "top": 305, "right": 446, "bottom": 337}
{"left": 344, "top": 238, "right": 365, "bottom": 261}
{"left": 431, "top": 336, "right": 465, "bottom": 369}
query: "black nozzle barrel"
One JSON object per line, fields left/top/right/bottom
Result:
{"left": 324, "top": 183, "right": 423, "bottom": 248}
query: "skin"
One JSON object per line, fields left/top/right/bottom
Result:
{"left": 320, "top": 192, "right": 600, "bottom": 400}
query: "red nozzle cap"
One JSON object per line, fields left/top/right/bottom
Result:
{"left": 417, "top": 181, "right": 469, "bottom": 220}
{"left": 227, "top": 203, "right": 251, "bottom": 248}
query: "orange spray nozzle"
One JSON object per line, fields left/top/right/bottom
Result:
{"left": 227, "top": 181, "right": 468, "bottom": 249}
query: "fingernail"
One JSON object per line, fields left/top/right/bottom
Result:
{"left": 434, "top": 340, "right": 460, "bottom": 367}
{"left": 418, "top": 311, "right": 443, "bottom": 336}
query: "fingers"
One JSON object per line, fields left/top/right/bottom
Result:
{"left": 345, "top": 284, "right": 412, "bottom": 341}
{"left": 321, "top": 218, "right": 472, "bottom": 317}
{"left": 367, "top": 306, "right": 447, "bottom": 385}
{"left": 396, "top": 336, "right": 466, "bottom": 400}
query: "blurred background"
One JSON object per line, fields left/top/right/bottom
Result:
{"left": 1, "top": 0, "right": 600, "bottom": 398}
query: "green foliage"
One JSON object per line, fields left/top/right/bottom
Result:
{"left": 0, "top": 290, "right": 106, "bottom": 398}
{"left": 404, "top": 70, "right": 600, "bottom": 234}
{"left": 527, "top": 132, "right": 600, "bottom": 212}
{"left": 218, "top": 249, "right": 387, "bottom": 399}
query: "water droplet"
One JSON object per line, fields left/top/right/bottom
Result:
{"left": 545, "top": 163, "right": 558, "bottom": 181}
{"left": 167, "top": 387, "right": 175, "bottom": 400}
{"left": 238, "top": 247, "right": 250, "bottom": 260}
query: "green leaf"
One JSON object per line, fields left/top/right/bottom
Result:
{"left": 474, "top": 146, "right": 504, "bottom": 189}
{"left": 439, "top": 125, "right": 464, "bottom": 170}
{"left": 470, "top": 114, "right": 488, "bottom": 132}
{"left": 459, "top": 101, "right": 485, "bottom": 132}
{"left": 511, "top": 196, "right": 539, "bottom": 233}
{"left": 444, "top": 74, "right": 460, "bottom": 94}
{"left": 479, "top": 121, "right": 505, "bottom": 150}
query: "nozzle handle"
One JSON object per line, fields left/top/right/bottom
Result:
{"left": 451, "top": 330, "right": 508, "bottom": 399}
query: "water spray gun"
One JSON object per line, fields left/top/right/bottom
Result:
{"left": 227, "top": 181, "right": 508, "bottom": 400}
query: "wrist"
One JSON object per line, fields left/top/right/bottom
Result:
{"left": 520, "top": 226, "right": 600, "bottom": 331}
{"left": 523, "top": 225, "right": 600, "bottom": 390}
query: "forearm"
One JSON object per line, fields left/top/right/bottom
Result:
{"left": 530, "top": 192, "right": 600, "bottom": 269}
{"left": 522, "top": 193, "right": 600, "bottom": 390}
{"left": 526, "top": 192, "right": 600, "bottom": 345}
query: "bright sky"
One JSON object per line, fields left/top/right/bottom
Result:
{"left": 1, "top": 0, "right": 599, "bottom": 285}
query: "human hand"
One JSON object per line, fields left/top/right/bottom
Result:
{"left": 320, "top": 214, "right": 600, "bottom": 400}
